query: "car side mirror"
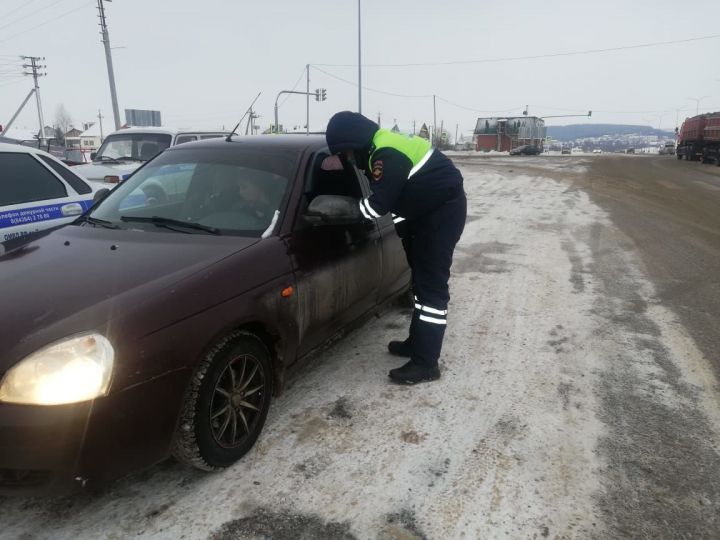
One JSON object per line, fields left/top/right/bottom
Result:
{"left": 90, "top": 152, "right": 97, "bottom": 160}
{"left": 93, "top": 188, "right": 110, "bottom": 203}
{"left": 303, "top": 195, "right": 363, "bottom": 226}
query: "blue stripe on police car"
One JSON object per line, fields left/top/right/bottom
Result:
{"left": 0, "top": 199, "right": 95, "bottom": 230}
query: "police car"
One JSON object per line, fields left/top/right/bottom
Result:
{"left": 0, "top": 143, "right": 105, "bottom": 244}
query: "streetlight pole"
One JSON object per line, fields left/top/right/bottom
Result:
{"left": 358, "top": 0, "right": 362, "bottom": 114}
{"left": 306, "top": 64, "right": 310, "bottom": 135}
{"left": 686, "top": 96, "right": 709, "bottom": 116}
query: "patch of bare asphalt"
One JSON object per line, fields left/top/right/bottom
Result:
{"left": 208, "top": 508, "right": 355, "bottom": 540}
{"left": 328, "top": 396, "right": 353, "bottom": 420}
{"left": 208, "top": 508, "right": 429, "bottom": 540}
{"left": 582, "top": 220, "right": 720, "bottom": 537}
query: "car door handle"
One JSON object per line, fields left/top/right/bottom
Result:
{"left": 61, "top": 203, "right": 83, "bottom": 217}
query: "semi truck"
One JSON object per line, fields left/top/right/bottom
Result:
{"left": 676, "top": 112, "right": 720, "bottom": 165}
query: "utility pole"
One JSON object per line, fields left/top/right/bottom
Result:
{"left": 98, "top": 0, "right": 121, "bottom": 130}
{"left": 244, "top": 108, "right": 259, "bottom": 135}
{"left": 377, "top": 112, "right": 381, "bottom": 128}
{"left": 306, "top": 64, "right": 310, "bottom": 135}
{"left": 412, "top": 120, "right": 416, "bottom": 135}
{"left": 21, "top": 56, "right": 47, "bottom": 145}
{"left": 97, "top": 109, "right": 105, "bottom": 141}
{"left": 358, "top": 0, "right": 362, "bottom": 114}
{"left": 455, "top": 123, "right": 459, "bottom": 148}
{"left": 432, "top": 94, "right": 437, "bottom": 146}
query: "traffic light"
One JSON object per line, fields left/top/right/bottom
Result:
{"left": 315, "top": 89, "right": 321, "bottom": 102}
{"left": 321, "top": 88, "right": 327, "bottom": 101}
{"left": 588, "top": 110, "right": 592, "bottom": 117}
{"left": 315, "top": 88, "right": 327, "bottom": 102}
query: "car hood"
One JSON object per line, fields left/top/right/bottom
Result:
{"left": 73, "top": 161, "right": 141, "bottom": 182}
{"left": 0, "top": 226, "right": 258, "bottom": 371}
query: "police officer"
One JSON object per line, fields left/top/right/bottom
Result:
{"left": 325, "top": 111, "right": 466, "bottom": 385}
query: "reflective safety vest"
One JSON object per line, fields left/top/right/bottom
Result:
{"left": 369, "top": 129, "right": 434, "bottom": 179}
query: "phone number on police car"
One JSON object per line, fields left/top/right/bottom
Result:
{"left": 0, "top": 206, "right": 58, "bottom": 226}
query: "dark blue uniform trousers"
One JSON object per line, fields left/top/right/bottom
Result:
{"left": 401, "top": 188, "right": 467, "bottom": 369}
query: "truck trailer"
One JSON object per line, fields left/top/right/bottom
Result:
{"left": 676, "top": 112, "right": 720, "bottom": 165}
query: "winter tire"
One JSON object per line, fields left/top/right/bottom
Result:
{"left": 173, "top": 331, "right": 272, "bottom": 470}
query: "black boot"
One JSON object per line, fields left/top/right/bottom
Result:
{"left": 387, "top": 339, "right": 412, "bottom": 357}
{"left": 388, "top": 360, "right": 441, "bottom": 385}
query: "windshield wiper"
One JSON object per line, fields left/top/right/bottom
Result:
{"left": 116, "top": 155, "right": 145, "bottom": 162}
{"left": 120, "top": 215, "right": 220, "bottom": 235}
{"left": 93, "top": 155, "right": 121, "bottom": 163}
{"left": 75, "top": 215, "right": 120, "bottom": 229}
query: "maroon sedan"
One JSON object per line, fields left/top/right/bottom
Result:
{"left": 0, "top": 136, "right": 410, "bottom": 494}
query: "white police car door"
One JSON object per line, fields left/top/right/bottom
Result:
{"left": 0, "top": 151, "right": 95, "bottom": 242}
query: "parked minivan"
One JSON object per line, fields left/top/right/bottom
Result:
{"left": 72, "top": 127, "right": 228, "bottom": 184}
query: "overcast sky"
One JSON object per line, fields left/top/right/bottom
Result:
{"left": 1, "top": 0, "right": 719, "bottom": 138}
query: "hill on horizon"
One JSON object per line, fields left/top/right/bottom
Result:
{"left": 546, "top": 124, "right": 674, "bottom": 141}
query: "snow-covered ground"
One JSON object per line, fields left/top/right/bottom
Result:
{"left": 1, "top": 159, "right": 718, "bottom": 539}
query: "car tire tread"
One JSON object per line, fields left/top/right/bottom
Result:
{"left": 172, "top": 330, "right": 271, "bottom": 471}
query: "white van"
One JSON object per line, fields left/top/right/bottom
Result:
{"left": 72, "top": 127, "right": 228, "bottom": 183}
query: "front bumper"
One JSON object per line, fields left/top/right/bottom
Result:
{"left": 0, "top": 367, "right": 189, "bottom": 496}
{"left": 0, "top": 401, "right": 90, "bottom": 494}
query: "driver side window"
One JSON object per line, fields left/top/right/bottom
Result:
{"left": 298, "top": 151, "right": 364, "bottom": 217}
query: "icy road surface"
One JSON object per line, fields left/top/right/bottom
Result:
{"left": 2, "top": 156, "right": 720, "bottom": 539}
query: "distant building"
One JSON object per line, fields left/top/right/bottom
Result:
{"left": 473, "top": 116, "right": 546, "bottom": 152}
{"left": 418, "top": 123, "right": 430, "bottom": 140}
{"left": 64, "top": 127, "right": 84, "bottom": 149}
{"left": 79, "top": 122, "right": 103, "bottom": 151}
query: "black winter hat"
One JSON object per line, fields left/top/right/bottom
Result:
{"left": 325, "top": 111, "right": 379, "bottom": 154}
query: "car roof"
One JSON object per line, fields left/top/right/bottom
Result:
{"left": 104, "top": 127, "right": 231, "bottom": 137}
{"left": 105, "top": 127, "right": 179, "bottom": 137}
{"left": 0, "top": 142, "right": 54, "bottom": 157}
{"left": 164, "top": 134, "right": 328, "bottom": 153}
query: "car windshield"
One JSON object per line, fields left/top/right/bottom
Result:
{"left": 93, "top": 133, "right": 172, "bottom": 162}
{"left": 89, "top": 145, "right": 298, "bottom": 237}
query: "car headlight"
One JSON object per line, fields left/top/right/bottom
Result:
{"left": 0, "top": 334, "right": 114, "bottom": 405}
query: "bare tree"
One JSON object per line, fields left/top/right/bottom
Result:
{"left": 54, "top": 104, "right": 73, "bottom": 144}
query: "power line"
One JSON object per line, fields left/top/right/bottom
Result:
{"left": 0, "top": 77, "right": 27, "bottom": 88}
{"left": 312, "top": 65, "right": 432, "bottom": 98}
{"left": 0, "top": 0, "right": 42, "bottom": 20}
{"left": 279, "top": 66, "right": 307, "bottom": 107}
{"left": 316, "top": 34, "right": 720, "bottom": 68}
{"left": 313, "top": 65, "right": 526, "bottom": 114}
{"left": 0, "top": 1, "right": 93, "bottom": 45}
{"left": 435, "top": 96, "right": 523, "bottom": 115}
{"left": 0, "top": 0, "right": 75, "bottom": 33}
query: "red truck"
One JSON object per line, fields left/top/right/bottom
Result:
{"left": 676, "top": 112, "right": 720, "bottom": 165}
